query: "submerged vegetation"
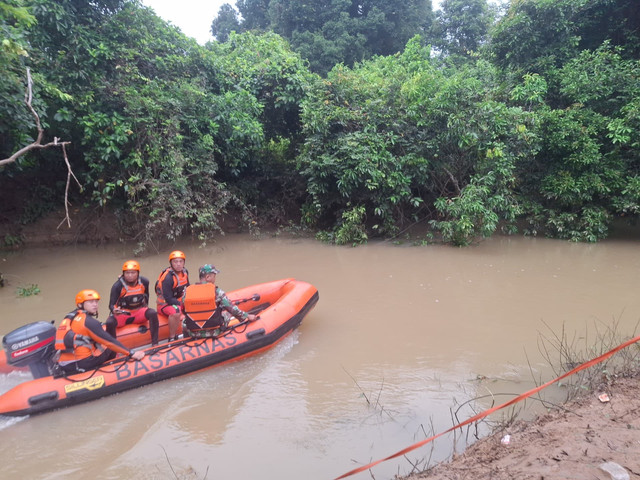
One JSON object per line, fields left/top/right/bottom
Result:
{"left": 1, "top": 0, "right": 639, "bottom": 249}
{"left": 16, "top": 283, "right": 40, "bottom": 297}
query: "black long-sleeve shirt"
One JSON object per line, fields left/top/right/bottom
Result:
{"left": 108, "top": 276, "right": 151, "bottom": 313}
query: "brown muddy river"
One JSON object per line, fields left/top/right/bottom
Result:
{"left": 1, "top": 233, "right": 639, "bottom": 479}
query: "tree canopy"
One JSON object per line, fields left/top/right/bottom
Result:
{"left": 214, "top": 0, "right": 435, "bottom": 75}
{"left": 1, "top": 0, "right": 639, "bottom": 249}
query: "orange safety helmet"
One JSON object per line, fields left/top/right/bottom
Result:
{"left": 169, "top": 250, "right": 186, "bottom": 261}
{"left": 75, "top": 289, "right": 100, "bottom": 306}
{"left": 122, "top": 260, "right": 140, "bottom": 272}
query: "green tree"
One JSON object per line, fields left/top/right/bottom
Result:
{"left": 431, "top": 0, "right": 494, "bottom": 59}
{"left": 298, "top": 36, "right": 536, "bottom": 245}
{"left": 1, "top": 1, "right": 38, "bottom": 158}
{"left": 491, "top": 0, "right": 640, "bottom": 74}
{"left": 211, "top": 3, "right": 240, "bottom": 42}
{"left": 298, "top": 41, "right": 431, "bottom": 239}
{"left": 0, "top": 0, "right": 258, "bottom": 248}
{"left": 236, "top": 0, "right": 270, "bottom": 31}
{"left": 228, "top": 0, "right": 434, "bottom": 75}
{"left": 208, "top": 31, "right": 314, "bottom": 215}
{"left": 511, "top": 44, "right": 640, "bottom": 241}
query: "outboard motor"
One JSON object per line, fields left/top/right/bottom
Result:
{"left": 3, "top": 321, "right": 57, "bottom": 379}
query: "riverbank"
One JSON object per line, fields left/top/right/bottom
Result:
{"left": 0, "top": 207, "right": 122, "bottom": 248}
{"left": 403, "top": 373, "right": 640, "bottom": 480}
{"left": 0, "top": 207, "right": 259, "bottom": 249}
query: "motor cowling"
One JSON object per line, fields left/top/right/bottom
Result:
{"left": 3, "top": 321, "right": 57, "bottom": 378}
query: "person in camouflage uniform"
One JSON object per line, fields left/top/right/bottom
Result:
{"left": 181, "top": 264, "right": 257, "bottom": 338}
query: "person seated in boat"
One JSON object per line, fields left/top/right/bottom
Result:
{"left": 181, "top": 264, "right": 257, "bottom": 338}
{"left": 55, "top": 289, "right": 145, "bottom": 373}
{"left": 105, "top": 260, "right": 160, "bottom": 346}
{"left": 156, "top": 250, "right": 190, "bottom": 341}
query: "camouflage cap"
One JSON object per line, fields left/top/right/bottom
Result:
{"left": 199, "top": 264, "right": 220, "bottom": 277}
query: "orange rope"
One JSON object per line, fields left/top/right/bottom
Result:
{"left": 334, "top": 333, "right": 640, "bottom": 479}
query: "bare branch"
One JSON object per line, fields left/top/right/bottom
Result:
{"left": 443, "top": 167, "right": 462, "bottom": 195}
{"left": 0, "top": 68, "right": 80, "bottom": 228}
{"left": 57, "top": 143, "right": 82, "bottom": 229}
{"left": 0, "top": 139, "right": 72, "bottom": 167}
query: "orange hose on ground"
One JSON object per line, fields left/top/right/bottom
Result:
{"left": 334, "top": 333, "right": 640, "bottom": 479}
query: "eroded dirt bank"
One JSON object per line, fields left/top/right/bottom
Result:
{"left": 405, "top": 374, "right": 640, "bottom": 480}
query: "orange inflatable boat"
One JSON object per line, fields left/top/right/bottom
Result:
{"left": 0, "top": 278, "right": 318, "bottom": 417}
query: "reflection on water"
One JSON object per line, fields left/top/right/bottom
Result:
{"left": 1, "top": 234, "right": 639, "bottom": 479}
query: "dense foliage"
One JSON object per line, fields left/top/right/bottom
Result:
{"left": 216, "top": 0, "right": 435, "bottom": 75}
{"left": 298, "top": 39, "right": 535, "bottom": 245}
{"left": 1, "top": 0, "right": 639, "bottom": 249}
{"left": 1, "top": 0, "right": 310, "bottom": 250}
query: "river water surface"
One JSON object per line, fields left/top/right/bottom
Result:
{"left": 1, "top": 233, "right": 639, "bottom": 479}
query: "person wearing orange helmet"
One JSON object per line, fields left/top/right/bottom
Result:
{"left": 105, "top": 260, "right": 159, "bottom": 346}
{"left": 155, "top": 250, "right": 190, "bottom": 341}
{"left": 55, "top": 289, "right": 144, "bottom": 373}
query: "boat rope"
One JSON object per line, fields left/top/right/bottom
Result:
{"left": 57, "top": 313, "right": 261, "bottom": 382}
{"left": 56, "top": 353, "right": 136, "bottom": 382}
{"left": 332, "top": 332, "right": 640, "bottom": 480}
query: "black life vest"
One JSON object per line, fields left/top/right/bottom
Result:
{"left": 116, "top": 277, "right": 148, "bottom": 310}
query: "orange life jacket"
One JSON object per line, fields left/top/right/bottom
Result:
{"left": 116, "top": 277, "right": 147, "bottom": 310}
{"left": 155, "top": 267, "right": 189, "bottom": 307}
{"left": 182, "top": 283, "right": 223, "bottom": 334}
{"left": 55, "top": 310, "right": 103, "bottom": 363}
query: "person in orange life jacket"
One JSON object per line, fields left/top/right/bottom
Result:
{"left": 156, "top": 250, "right": 190, "bottom": 341}
{"left": 182, "top": 264, "right": 257, "bottom": 337}
{"left": 105, "top": 260, "right": 160, "bottom": 346}
{"left": 55, "top": 289, "right": 144, "bottom": 373}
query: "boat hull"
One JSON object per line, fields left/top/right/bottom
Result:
{"left": 0, "top": 278, "right": 318, "bottom": 417}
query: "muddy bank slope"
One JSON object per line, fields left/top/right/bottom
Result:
{"left": 404, "top": 375, "right": 640, "bottom": 480}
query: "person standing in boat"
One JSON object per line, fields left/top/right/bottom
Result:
{"left": 182, "top": 264, "right": 257, "bottom": 338}
{"left": 156, "top": 250, "right": 190, "bottom": 341}
{"left": 55, "top": 289, "right": 145, "bottom": 373}
{"left": 105, "top": 260, "right": 159, "bottom": 346}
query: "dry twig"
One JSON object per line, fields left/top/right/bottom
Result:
{"left": 0, "top": 68, "right": 80, "bottom": 228}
